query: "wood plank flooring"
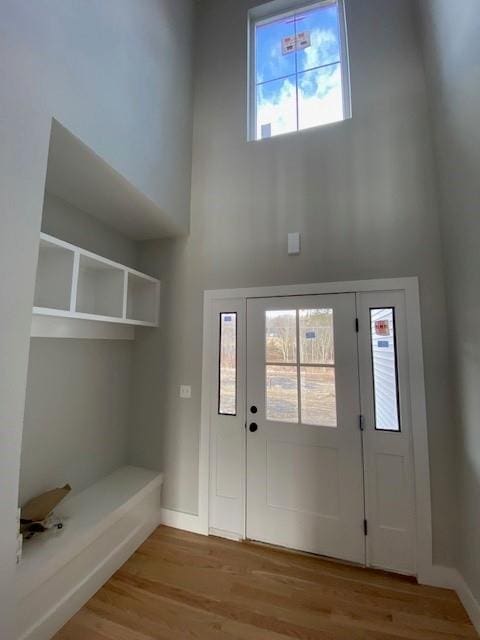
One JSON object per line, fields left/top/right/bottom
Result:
{"left": 55, "top": 526, "right": 477, "bottom": 639}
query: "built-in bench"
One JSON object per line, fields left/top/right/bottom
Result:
{"left": 16, "top": 466, "right": 163, "bottom": 640}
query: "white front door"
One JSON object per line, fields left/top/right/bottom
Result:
{"left": 246, "top": 294, "right": 366, "bottom": 564}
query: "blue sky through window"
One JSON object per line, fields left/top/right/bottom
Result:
{"left": 254, "top": 1, "right": 345, "bottom": 139}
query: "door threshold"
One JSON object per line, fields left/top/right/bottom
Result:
{"left": 243, "top": 537, "right": 418, "bottom": 583}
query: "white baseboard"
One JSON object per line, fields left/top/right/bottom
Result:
{"left": 418, "top": 564, "right": 458, "bottom": 589}
{"left": 415, "top": 565, "right": 480, "bottom": 634}
{"left": 450, "top": 570, "right": 480, "bottom": 633}
{"left": 160, "top": 507, "right": 208, "bottom": 535}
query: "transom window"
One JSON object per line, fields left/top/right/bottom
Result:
{"left": 249, "top": 0, "right": 351, "bottom": 140}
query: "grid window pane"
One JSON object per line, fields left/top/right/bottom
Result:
{"left": 295, "top": 4, "right": 341, "bottom": 73}
{"left": 255, "top": 16, "right": 297, "bottom": 84}
{"left": 370, "top": 308, "right": 401, "bottom": 431}
{"left": 266, "top": 310, "right": 297, "bottom": 363}
{"left": 219, "top": 313, "right": 237, "bottom": 415}
{"left": 298, "top": 64, "right": 343, "bottom": 130}
{"left": 256, "top": 76, "right": 297, "bottom": 139}
{"left": 300, "top": 366, "right": 337, "bottom": 427}
{"left": 299, "top": 308, "right": 334, "bottom": 364}
{"left": 266, "top": 365, "right": 299, "bottom": 423}
{"left": 253, "top": 1, "right": 348, "bottom": 140}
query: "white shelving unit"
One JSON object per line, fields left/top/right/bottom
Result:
{"left": 34, "top": 236, "right": 76, "bottom": 311}
{"left": 32, "top": 233, "right": 160, "bottom": 336}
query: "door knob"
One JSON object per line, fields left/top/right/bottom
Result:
{"left": 250, "top": 405, "right": 258, "bottom": 414}
{"left": 249, "top": 423, "right": 258, "bottom": 433}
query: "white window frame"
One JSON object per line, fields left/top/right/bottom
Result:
{"left": 247, "top": 0, "right": 352, "bottom": 141}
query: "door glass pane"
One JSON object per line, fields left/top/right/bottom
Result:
{"left": 299, "top": 309, "right": 334, "bottom": 364}
{"left": 266, "top": 310, "right": 297, "bottom": 363}
{"left": 219, "top": 312, "right": 237, "bottom": 415}
{"left": 370, "top": 308, "right": 401, "bottom": 431}
{"left": 300, "top": 367, "right": 337, "bottom": 427}
{"left": 266, "top": 365, "right": 298, "bottom": 423}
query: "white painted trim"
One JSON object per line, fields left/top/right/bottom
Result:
{"left": 18, "top": 516, "right": 161, "bottom": 640}
{"left": 199, "top": 277, "right": 435, "bottom": 581}
{"left": 204, "top": 278, "right": 419, "bottom": 302}
{"left": 69, "top": 250, "right": 80, "bottom": 313}
{"left": 418, "top": 564, "right": 457, "bottom": 589}
{"left": 453, "top": 572, "right": 480, "bottom": 633}
{"left": 32, "top": 307, "right": 158, "bottom": 328}
{"left": 420, "top": 566, "right": 480, "bottom": 633}
{"left": 403, "top": 282, "right": 434, "bottom": 584}
{"left": 31, "top": 315, "right": 135, "bottom": 340}
{"left": 160, "top": 508, "right": 208, "bottom": 535}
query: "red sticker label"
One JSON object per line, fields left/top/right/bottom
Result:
{"left": 375, "top": 320, "right": 390, "bottom": 336}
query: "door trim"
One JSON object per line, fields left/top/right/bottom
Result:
{"left": 199, "top": 277, "right": 433, "bottom": 582}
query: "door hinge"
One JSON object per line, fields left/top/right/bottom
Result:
{"left": 364, "top": 519, "right": 368, "bottom": 536}
{"left": 355, "top": 318, "right": 359, "bottom": 333}
{"left": 359, "top": 414, "right": 365, "bottom": 432}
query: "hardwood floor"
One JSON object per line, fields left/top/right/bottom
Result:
{"left": 55, "top": 526, "right": 477, "bottom": 639}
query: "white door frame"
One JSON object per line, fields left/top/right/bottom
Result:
{"left": 197, "top": 277, "right": 434, "bottom": 582}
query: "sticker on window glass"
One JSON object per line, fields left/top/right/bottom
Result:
{"left": 296, "top": 31, "right": 311, "bottom": 50}
{"left": 218, "top": 312, "right": 237, "bottom": 416}
{"left": 282, "top": 35, "right": 296, "bottom": 55}
{"left": 281, "top": 31, "right": 311, "bottom": 55}
{"left": 261, "top": 123, "right": 272, "bottom": 139}
{"left": 374, "top": 319, "right": 390, "bottom": 336}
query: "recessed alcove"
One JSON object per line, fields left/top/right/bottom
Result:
{"left": 17, "top": 119, "right": 172, "bottom": 639}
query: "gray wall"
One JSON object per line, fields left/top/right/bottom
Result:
{"left": 0, "top": 2, "right": 194, "bottom": 636}
{"left": 20, "top": 195, "right": 137, "bottom": 505}
{"left": 418, "top": 0, "right": 480, "bottom": 603}
{"left": 20, "top": 340, "right": 133, "bottom": 504}
{"left": 42, "top": 193, "right": 139, "bottom": 269}
{"left": 130, "top": 0, "right": 455, "bottom": 568}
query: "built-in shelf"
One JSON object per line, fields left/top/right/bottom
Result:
{"left": 34, "top": 237, "right": 75, "bottom": 311}
{"left": 32, "top": 233, "right": 160, "bottom": 337}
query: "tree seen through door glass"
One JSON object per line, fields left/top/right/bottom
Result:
{"left": 265, "top": 308, "right": 337, "bottom": 426}
{"left": 299, "top": 308, "right": 334, "bottom": 364}
{"left": 266, "top": 310, "right": 297, "bottom": 363}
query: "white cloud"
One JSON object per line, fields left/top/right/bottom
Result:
{"left": 257, "top": 77, "right": 297, "bottom": 138}
{"left": 302, "top": 28, "right": 338, "bottom": 70}
{"left": 257, "top": 64, "right": 343, "bottom": 139}
{"left": 298, "top": 64, "right": 343, "bottom": 130}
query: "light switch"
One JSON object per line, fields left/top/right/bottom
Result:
{"left": 180, "top": 385, "right": 192, "bottom": 399}
{"left": 288, "top": 232, "right": 301, "bottom": 255}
